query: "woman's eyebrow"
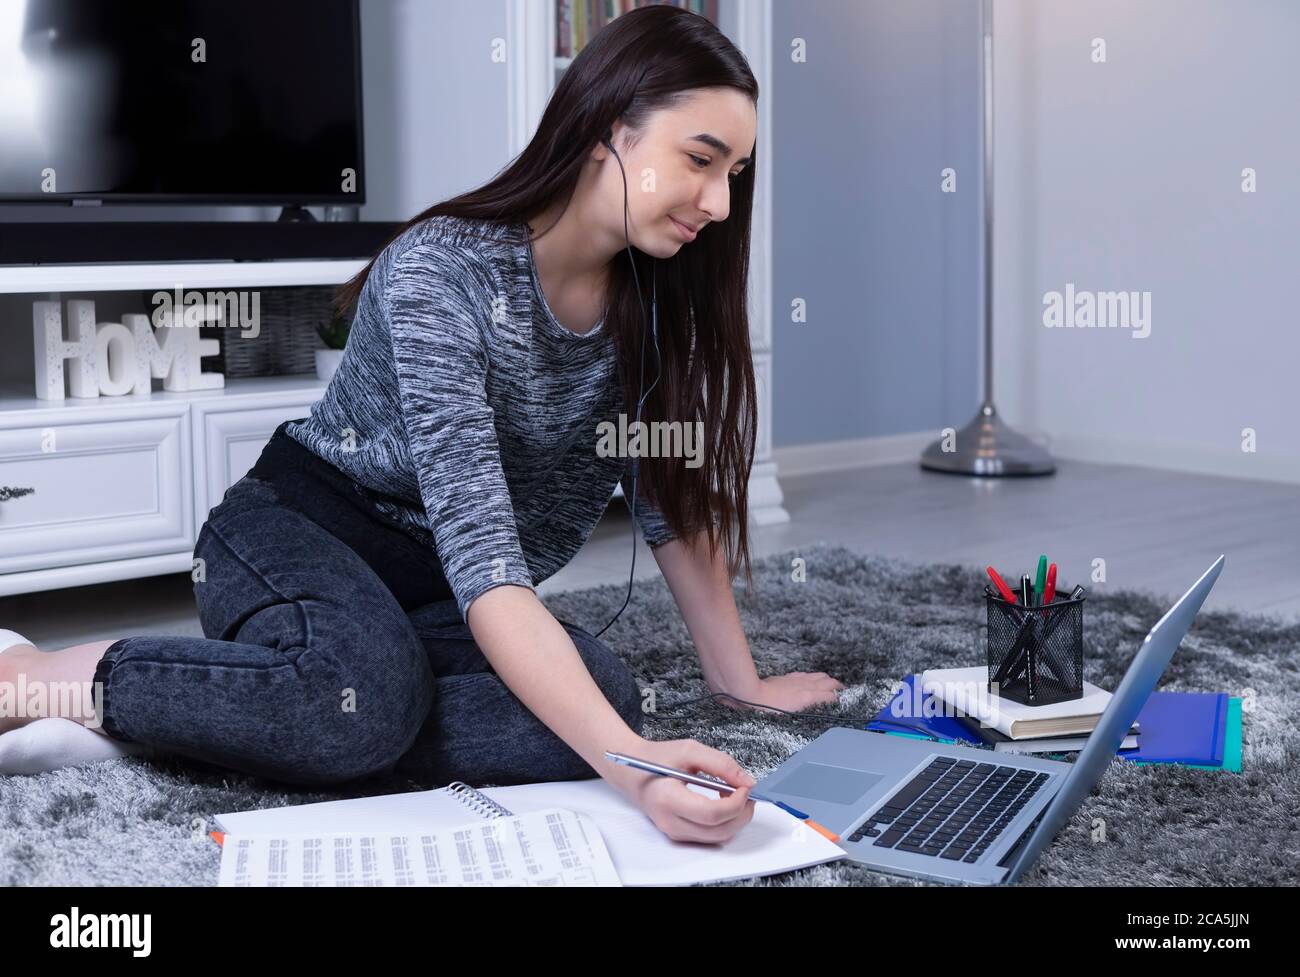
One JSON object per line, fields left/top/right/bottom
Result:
{"left": 688, "top": 133, "right": 752, "bottom": 165}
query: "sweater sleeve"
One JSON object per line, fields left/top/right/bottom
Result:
{"left": 619, "top": 460, "right": 679, "bottom": 549}
{"left": 384, "top": 242, "right": 535, "bottom": 623}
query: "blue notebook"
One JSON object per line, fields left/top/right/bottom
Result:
{"left": 866, "top": 674, "right": 984, "bottom": 746}
{"left": 1122, "top": 692, "right": 1232, "bottom": 768}
{"left": 869, "top": 675, "right": 1235, "bottom": 768}
{"left": 1194, "top": 697, "right": 1241, "bottom": 773}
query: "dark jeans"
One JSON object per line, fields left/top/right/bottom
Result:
{"left": 91, "top": 472, "right": 645, "bottom": 788}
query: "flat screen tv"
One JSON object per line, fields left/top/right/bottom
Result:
{"left": 0, "top": 0, "right": 364, "bottom": 204}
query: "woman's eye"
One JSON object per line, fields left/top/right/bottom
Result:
{"left": 691, "top": 153, "right": 741, "bottom": 182}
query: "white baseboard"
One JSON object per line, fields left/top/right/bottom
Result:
{"left": 1049, "top": 433, "right": 1300, "bottom": 487}
{"left": 769, "top": 429, "right": 1300, "bottom": 486}
{"left": 771, "top": 431, "right": 935, "bottom": 478}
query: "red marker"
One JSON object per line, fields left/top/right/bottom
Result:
{"left": 1043, "top": 563, "right": 1058, "bottom": 604}
{"left": 986, "top": 566, "right": 1018, "bottom": 604}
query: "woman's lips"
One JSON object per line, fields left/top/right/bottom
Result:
{"left": 669, "top": 216, "right": 698, "bottom": 242}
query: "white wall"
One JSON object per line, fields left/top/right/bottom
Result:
{"left": 991, "top": 0, "right": 1300, "bottom": 484}
{"left": 358, "top": 0, "right": 510, "bottom": 222}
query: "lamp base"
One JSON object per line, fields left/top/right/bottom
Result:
{"left": 920, "top": 404, "right": 1056, "bottom": 476}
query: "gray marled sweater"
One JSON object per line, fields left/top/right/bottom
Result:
{"left": 286, "top": 214, "right": 676, "bottom": 623}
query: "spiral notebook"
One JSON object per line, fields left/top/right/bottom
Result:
{"left": 215, "top": 782, "right": 621, "bottom": 886}
{"left": 211, "top": 776, "right": 845, "bottom": 886}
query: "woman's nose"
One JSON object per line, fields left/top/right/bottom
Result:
{"left": 698, "top": 183, "right": 730, "bottom": 226}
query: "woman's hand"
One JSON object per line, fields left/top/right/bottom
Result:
{"left": 604, "top": 738, "right": 758, "bottom": 844}
{"left": 712, "top": 671, "right": 845, "bottom": 714}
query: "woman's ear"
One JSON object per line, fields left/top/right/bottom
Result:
{"left": 603, "top": 120, "right": 629, "bottom": 155}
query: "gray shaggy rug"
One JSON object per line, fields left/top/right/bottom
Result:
{"left": 1, "top": 543, "right": 1295, "bottom": 887}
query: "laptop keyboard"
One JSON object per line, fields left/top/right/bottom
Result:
{"left": 846, "top": 757, "right": 1049, "bottom": 863}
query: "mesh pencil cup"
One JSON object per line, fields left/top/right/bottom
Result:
{"left": 985, "top": 584, "right": 1085, "bottom": 706}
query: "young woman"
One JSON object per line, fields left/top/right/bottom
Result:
{"left": 0, "top": 6, "right": 843, "bottom": 843}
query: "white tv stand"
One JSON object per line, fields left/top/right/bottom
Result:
{"left": 0, "top": 259, "right": 366, "bottom": 294}
{"left": 0, "top": 259, "right": 361, "bottom": 597}
{"left": 1, "top": 250, "right": 785, "bottom": 599}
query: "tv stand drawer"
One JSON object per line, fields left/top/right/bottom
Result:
{"left": 0, "top": 412, "right": 193, "bottom": 575}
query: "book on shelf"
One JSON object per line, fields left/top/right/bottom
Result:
{"left": 558, "top": 1, "right": 720, "bottom": 61}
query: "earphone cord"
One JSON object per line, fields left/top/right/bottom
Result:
{"left": 593, "top": 142, "right": 661, "bottom": 639}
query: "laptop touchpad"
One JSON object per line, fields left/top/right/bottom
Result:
{"left": 771, "top": 762, "right": 884, "bottom": 806}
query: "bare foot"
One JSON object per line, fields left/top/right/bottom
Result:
{"left": 0, "top": 642, "right": 40, "bottom": 735}
{"left": 2, "top": 638, "right": 120, "bottom": 737}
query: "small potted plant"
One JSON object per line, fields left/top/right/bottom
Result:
{"left": 315, "top": 307, "right": 352, "bottom": 382}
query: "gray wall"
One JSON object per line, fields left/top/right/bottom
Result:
{"left": 991, "top": 0, "right": 1300, "bottom": 483}
{"left": 772, "top": 0, "right": 983, "bottom": 447}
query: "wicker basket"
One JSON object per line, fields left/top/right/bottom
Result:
{"left": 198, "top": 286, "right": 341, "bottom": 378}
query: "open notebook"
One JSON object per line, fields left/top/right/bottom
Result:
{"left": 216, "top": 806, "right": 622, "bottom": 886}
{"left": 212, "top": 777, "right": 845, "bottom": 886}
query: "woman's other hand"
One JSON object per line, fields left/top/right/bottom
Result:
{"left": 713, "top": 671, "right": 845, "bottom": 714}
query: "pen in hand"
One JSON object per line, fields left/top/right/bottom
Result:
{"left": 605, "top": 751, "right": 840, "bottom": 842}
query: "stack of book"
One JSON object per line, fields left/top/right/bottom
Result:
{"left": 867, "top": 667, "right": 1241, "bottom": 771}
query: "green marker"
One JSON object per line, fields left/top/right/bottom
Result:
{"left": 1034, "top": 554, "right": 1048, "bottom": 605}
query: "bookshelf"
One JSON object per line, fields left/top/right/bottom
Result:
{"left": 554, "top": 1, "right": 721, "bottom": 61}
{"left": 507, "top": 0, "right": 787, "bottom": 527}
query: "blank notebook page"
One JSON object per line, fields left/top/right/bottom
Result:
{"left": 481, "top": 779, "right": 844, "bottom": 886}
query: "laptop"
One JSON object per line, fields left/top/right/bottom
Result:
{"left": 753, "top": 555, "right": 1225, "bottom": 886}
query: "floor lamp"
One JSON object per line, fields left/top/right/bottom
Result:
{"left": 921, "top": 0, "right": 1055, "bottom": 476}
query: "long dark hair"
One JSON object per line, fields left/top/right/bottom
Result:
{"left": 333, "top": 4, "right": 759, "bottom": 591}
